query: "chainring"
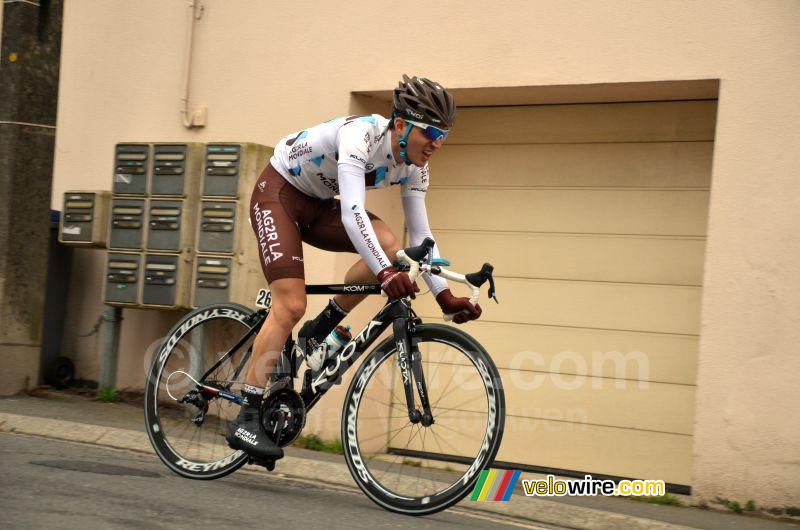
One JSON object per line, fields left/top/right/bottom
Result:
{"left": 260, "top": 388, "right": 306, "bottom": 447}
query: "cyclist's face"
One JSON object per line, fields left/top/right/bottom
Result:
{"left": 395, "top": 119, "right": 445, "bottom": 166}
{"left": 410, "top": 125, "right": 444, "bottom": 165}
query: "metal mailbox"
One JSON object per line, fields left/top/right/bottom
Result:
{"left": 146, "top": 199, "right": 196, "bottom": 252}
{"left": 201, "top": 143, "right": 272, "bottom": 198}
{"left": 150, "top": 143, "right": 203, "bottom": 197}
{"left": 197, "top": 200, "right": 237, "bottom": 254}
{"left": 59, "top": 191, "right": 110, "bottom": 246}
{"left": 113, "top": 144, "right": 149, "bottom": 195}
{"left": 192, "top": 256, "right": 232, "bottom": 307}
{"left": 191, "top": 252, "right": 266, "bottom": 308}
{"left": 142, "top": 253, "right": 189, "bottom": 309}
{"left": 104, "top": 252, "right": 141, "bottom": 306}
{"left": 109, "top": 198, "right": 146, "bottom": 249}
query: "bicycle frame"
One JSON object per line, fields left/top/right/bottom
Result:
{"left": 196, "top": 283, "right": 428, "bottom": 419}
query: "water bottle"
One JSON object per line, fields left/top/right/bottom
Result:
{"left": 307, "top": 325, "right": 352, "bottom": 371}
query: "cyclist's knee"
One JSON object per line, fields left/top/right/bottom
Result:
{"left": 269, "top": 295, "right": 306, "bottom": 329}
{"left": 280, "top": 297, "right": 307, "bottom": 325}
{"left": 267, "top": 278, "right": 307, "bottom": 328}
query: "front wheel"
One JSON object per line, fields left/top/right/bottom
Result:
{"left": 341, "top": 324, "right": 505, "bottom": 515}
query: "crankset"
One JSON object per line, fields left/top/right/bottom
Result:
{"left": 261, "top": 388, "right": 307, "bottom": 447}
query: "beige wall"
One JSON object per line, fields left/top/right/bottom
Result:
{"left": 53, "top": 0, "right": 799, "bottom": 506}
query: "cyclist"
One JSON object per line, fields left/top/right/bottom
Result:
{"left": 226, "top": 75, "right": 482, "bottom": 462}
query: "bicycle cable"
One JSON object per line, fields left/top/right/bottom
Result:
{"left": 165, "top": 370, "right": 201, "bottom": 401}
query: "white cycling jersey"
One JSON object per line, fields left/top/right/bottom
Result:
{"left": 270, "top": 114, "right": 428, "bottom": 199}
{"left": 270, "top": 114, "right": 447, "bottom": 295}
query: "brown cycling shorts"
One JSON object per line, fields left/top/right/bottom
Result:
{"left": 249, "top": 164, "right": 381, "bottom": 283}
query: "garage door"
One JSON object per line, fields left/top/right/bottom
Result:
{"left": 408, "top": 100, "right": 715, "bottom": 486}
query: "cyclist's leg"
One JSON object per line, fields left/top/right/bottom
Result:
{"left": 302, "top": 202, "right": 402, "bottom": 312}
{"left": 245, "top": 278, "right": 306, "bottom": 388}
{"left": 247, "top": 164, "right": 314, "bottom": 387}
{"left": 231, "top": 165, "right": 315, "bottom": 460}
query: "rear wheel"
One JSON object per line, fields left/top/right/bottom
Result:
{"left": 144, "top": 302, "right": 257, "bottom": 479}
{"left": 341, "top": 324, "right": 505, "bottom": 515}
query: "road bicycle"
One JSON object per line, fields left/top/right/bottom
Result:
{"left": 144, "top": 238, "right": 505, "bottom": 515}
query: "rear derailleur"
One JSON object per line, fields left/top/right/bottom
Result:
{"left": 178, "top": 389, "right": 209, "bottom": 426}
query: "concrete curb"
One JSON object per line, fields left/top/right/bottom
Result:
{"left": 0, "top": 412, "right": 692, "bottom": 529}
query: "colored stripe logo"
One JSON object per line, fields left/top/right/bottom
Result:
{"left": 470, "top": 469, "right": 522, "bottom": 501}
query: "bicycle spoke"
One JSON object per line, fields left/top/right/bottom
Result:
{"left": 432, "top": 421, "right": 483, "bottom": 444}
{"left": 358, "top": 422, "right": 411, "bottom": 446}
{"left": 358, "top": 414, "right": 409, "bottom": 421}
{"left": 393, "top": 425, "right": 417, "bottom": 491}
{"left": 376, "top": 452, "right": 404, "bottom": 482}
{"left": 432, "top": 393, "right": 488, "bottom": 416}
{"left": 432, "top": 370, "right": 481, "bottom": 412}
{"left": 364, "top": 394, "right": 409, "bottom": 414}
{"left": 429, "top": 426, "right": 466, "bottom": 456}
{"left": 431, "top": 367, "right": 458, "bottom": 412}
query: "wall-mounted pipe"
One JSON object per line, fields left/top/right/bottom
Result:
{"left": 99, "top": 306, "right": 122, "bottom": 389}
{"left": 180, "top": 0, "right": 205, "bottom": 128}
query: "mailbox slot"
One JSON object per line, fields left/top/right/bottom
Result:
{"left": 193, "top": 256, "right": 232, "bottom": 306}
{"left": 142, "top": 254, "right": 184, "bottom": 308}
{"left": 59, "top": 191, "right": 110, "bottom": 246}
{"left": 197, "top": 200, "right": 236, "bottom": 253}
{"left": 105, "top": 252, "right": 140, "bottom": 305}
{"left": 151, "top": 144, "right": 188, "bottom": 196}
{"left": 113, "top": 144, "right": 149, "bottom": 195}
{"left": 109, "top": 198, "right": 145, "bottom": 249}
{"left": 202, "top": 144, "right": 242, "bottom": 197}
{"left": 147, "top": 199, "right": 184, "bottom": 251}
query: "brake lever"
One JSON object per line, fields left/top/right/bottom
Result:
{"left": 403, "top": 237, "right": 436, "bottom": 263}
{"left": 465, "top": 263, "right": 499, "bottom": 304}
{"left": 487, "top": 274, "right": 499, "bottom": 304}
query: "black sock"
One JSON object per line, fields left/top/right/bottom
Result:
{"left": 240, "top": 387, "right": 263, "bottom": 417}
{"left": 308, "top": 299, "right": 348, "bottom": 342}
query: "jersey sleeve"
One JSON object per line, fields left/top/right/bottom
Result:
{"left": 401, "top": 164, "right": 430, "bottom": 198}
{"left": 338, "top": 163, "right": 393, "bottom": 275}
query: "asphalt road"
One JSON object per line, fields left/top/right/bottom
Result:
{"left": 0, "top": 432, "right": 544, "bottom": 530}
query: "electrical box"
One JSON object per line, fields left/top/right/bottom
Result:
{"left": 109, "top": 198, "right": 146, "bottom": 250}
{"left": 146, "top": 199, "right": 196, "bottom": 253}
{"left": 59, "top": 191, "right": 110, "bottom": 247}
{"left": 201, "top": 143, "right": 272, "bottom": 198}
{"left": 113, "top": 143, "right": 149, "bottom": 195}
{"left": 197, "top": 200, "right": 237, "bottom": 254}
{"left": 192, "top": 255, "right": 265, "bottom": 308}
{"left": 104, "top": 252, "right": 141, "bottom": 306}
{"left": 141, "top": 253, "right": 190, "bottom": 309}
{"left": 150, "top": 143, "right": 204, "bottom": 197}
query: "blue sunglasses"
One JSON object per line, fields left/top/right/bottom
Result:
{"left": 406, "top": 120, "right": 449, "bottom": 142}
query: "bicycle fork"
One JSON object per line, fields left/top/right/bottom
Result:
{"left": 392, "top": 303, "right": 434, "bottom": 427}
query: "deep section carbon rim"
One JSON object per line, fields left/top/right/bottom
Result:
{"left": 342, "top": 324, "right": 504, "bottom": 514}
{"left": 144, "top": 303, "right": 255, "bottom": 479}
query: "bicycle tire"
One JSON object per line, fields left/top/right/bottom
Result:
{"left": 341, "top": 323, "right": 505, "bottom": 515}
{"left": 144, "top": 302, "right": 256, "bottom": 480}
